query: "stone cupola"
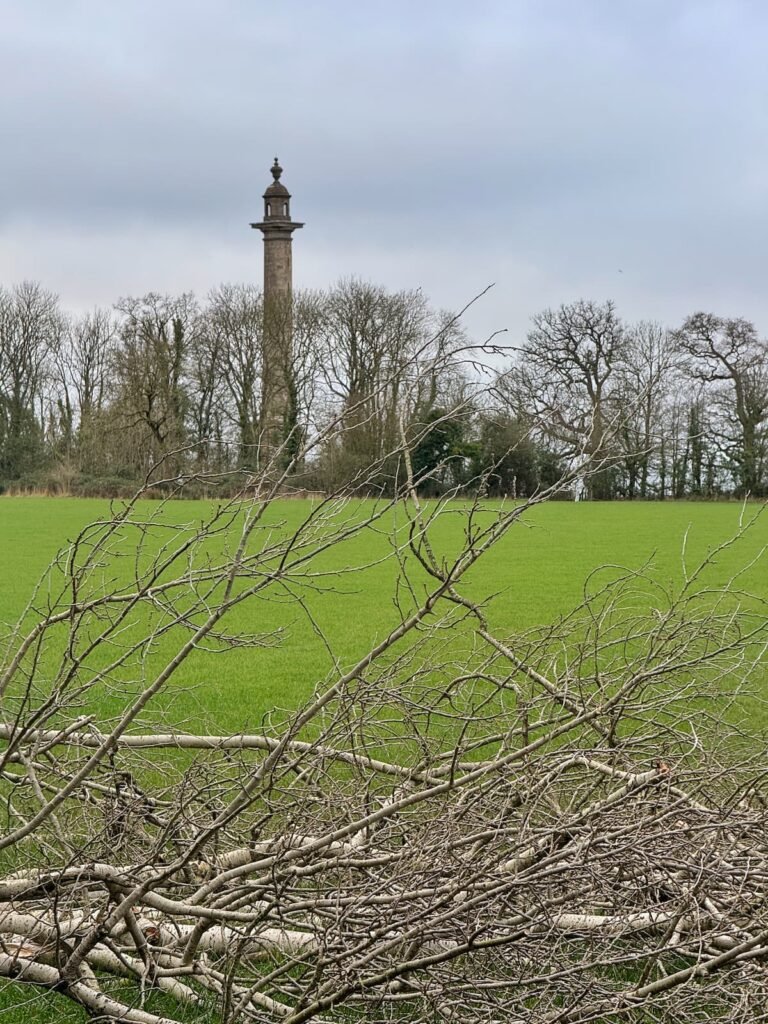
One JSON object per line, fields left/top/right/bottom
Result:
{"left": 263, "top": 158, "right": 291, "bottom": 220}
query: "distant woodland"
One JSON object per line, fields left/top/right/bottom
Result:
{"left": 0, "top": 278, "right": 766, "bottom": 499}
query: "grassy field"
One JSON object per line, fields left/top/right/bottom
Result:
{"left": 1, "top": 495, "right": 766, "bottom": 732}
{"left": 0, "top": 495, "right": 766, "bottom": 1022}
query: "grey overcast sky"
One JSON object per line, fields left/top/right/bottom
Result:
{"left": 1, "top": 0, "right": 766, "bottom": 343}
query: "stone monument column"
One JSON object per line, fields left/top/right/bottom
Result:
{"left": 250, "top": 158, "right": 304, "bottom": 465}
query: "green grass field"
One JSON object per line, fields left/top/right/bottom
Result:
{"left": 1, "top": 495, "right": 766, "bottom": 732}
{"left": 0, "top": 496, "right": 766, "bottom": 1022}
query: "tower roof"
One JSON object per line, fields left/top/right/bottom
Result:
{"left": 251, "top": 156, "right": 303, "bottom": 233}
{"left": 264, "top": 156, "right": 290, "bottom": 197}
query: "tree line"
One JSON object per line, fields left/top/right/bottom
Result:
{"left": 0, "top": 279, "right": 766, "bottom": 498}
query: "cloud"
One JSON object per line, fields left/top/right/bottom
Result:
{"left": 1, "top": 0, "right": 766, "bottom": 340}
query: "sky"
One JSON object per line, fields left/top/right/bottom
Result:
{"left": 1, "top": 0, "right": 766, "bottom": 346}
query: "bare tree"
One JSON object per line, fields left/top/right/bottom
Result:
{"left": 206, "top": 284, "right": 263, "bottom": 468}
{"left": 614, "top": 321, "right": 677, "bottom": 498}
{"left": 187, "top": 310, "right": 227, "bottom": 471}
{"left": 511, "top": 299, "right": 626, "bottom": 498}
{"left": 676, "top": 313, "right": 768, "bottom": 496}
{"left": 318, "top": 279, "right": 435, "bottom": 482}
{"left": 288, "top": 289, "right": 326, "bottom": 463}
{"left": 0, "top": 281, "right": 62, "bottom": 479}
{"left": 50, "top": 307, "right": 118, "bottom": 472}
{"left": 112, "top": 293, "right": 199, "bottom": 474}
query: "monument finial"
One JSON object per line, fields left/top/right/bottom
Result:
{"left": 271, "top": 157, "right": 283, "bottom": 182}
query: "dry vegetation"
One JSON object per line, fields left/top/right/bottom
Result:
{"left": 0, "top": 448, "right": 767, "bottom": 1021}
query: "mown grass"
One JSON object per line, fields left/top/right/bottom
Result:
{"left": 1, "top": 496, "right": 767, "bottom": 731}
